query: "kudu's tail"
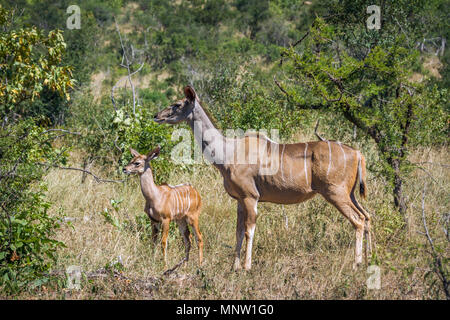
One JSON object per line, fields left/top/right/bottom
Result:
{"left": 357, "top": 152, "right": 367, "bottom": 199}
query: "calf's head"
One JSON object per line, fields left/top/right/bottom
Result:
{"left": 123, "top": 146, "right": 160, "bottom": 174}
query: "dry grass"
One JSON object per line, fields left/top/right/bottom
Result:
{"left": 13, "top": 143, "right": 449, "bottom": 300}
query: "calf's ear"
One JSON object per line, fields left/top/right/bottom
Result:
{"left": 184, "top": 86, "right": 196, "bottom": 102}
{"left": 130, "top": 148, "right": 140, "bottom": 157}
{"left": 147, "top": 145, "right": 161, "bottom": 160}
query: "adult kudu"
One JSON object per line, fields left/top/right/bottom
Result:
{"left": 154, "top": 86, "right": 372, "bottom": 270}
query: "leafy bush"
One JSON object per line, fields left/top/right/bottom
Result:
{"left": 0, "top": 6, "right": 74, "bottom": 293}
{"left": 112, "top": 104, "right": 177, "bottom": 184}
{"left": 0, "top": 120, "right": 66, "bottom": 293}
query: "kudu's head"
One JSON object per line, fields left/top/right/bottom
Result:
{"left": 154, "top": 86, "right": 197, "bottom": 124}
{"left": 123, "top": 146, "right": 160, "bottom": 175}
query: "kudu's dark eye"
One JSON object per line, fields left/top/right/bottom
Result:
{"left": 134, "top": 162, "right": 140, "bottom": 166}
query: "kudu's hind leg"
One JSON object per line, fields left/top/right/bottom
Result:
{"left": 323, "top": 193, "right": 365, "bottom": 269}
{"left": 350, "top": 194, "right": 373, "bottom": 262}
{"left": 151, "top": 222, "right": 160, "bottom": 246}
{"left": 189, "top": 214, "right": 203, "bottom": 265}
{"left": 177, "top": 219, "right": 191, "bottom": 262}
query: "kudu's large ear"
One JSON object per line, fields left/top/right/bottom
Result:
{"left": 130, "top": 147, "right": 140, "bottom": 157}
{"left": 147, "top": 145, "right": 161, "bottom": 161}
{"left": 184, "top": 86, "right": 196, "bottom": 102}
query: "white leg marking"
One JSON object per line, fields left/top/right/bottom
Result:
{"left": 245, "top": 224, "right": 256, "bottom": 268}
{"left": 338, "top": 141, "right": 346, "bottom": 171}
{"left": 304, "top": 143, "right": 309, "bottom": 185}
{"left": 326, "top": 140, "right": 332, "bottom": 177}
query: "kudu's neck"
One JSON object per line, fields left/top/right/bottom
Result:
{"left": 139, "top": 163, "right": 160, "bottom": 201}
{"left": 187, "top": 100, "right": 228, "bottom": 166}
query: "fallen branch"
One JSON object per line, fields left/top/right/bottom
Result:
{"left": 162, "top": 257, "right": 188, "bottom": 276}
{"left": 49, "top": 268, "right": 159, "bottom": 292}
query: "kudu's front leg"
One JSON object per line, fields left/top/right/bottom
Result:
{"left": 151, "top": 222, "right": 160, "bottom": 245}
{"left": 233, "top": 198, "right": 258, "bottom": 271}
{"left": 160, "top": 218, "right": 170, "bottom": 265}
{"left": 243, "top": 198, "right": 258, "bottom": 270}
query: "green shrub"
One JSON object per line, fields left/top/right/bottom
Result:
{"left": 112, "top": 104, "right": 177, "bottom": 184}
{"left": 0, "top": 120, "right": 66, "bottom": 293}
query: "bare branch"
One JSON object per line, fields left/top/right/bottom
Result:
{"left": 413, "top": 161, "right": 450, "bottom": 168}
{"left": 279, "top": 30, "right": 310, "bottom": 66}
{"left": 314, "top": 119, "right": 326, "bottom": 141}
{"left": 39, "top": 163, "right": 124, "bottom": 184}
{"left": 422, "top": 184, "right": 435, "bottom": 251}
{"left": 273, "top": 77, "right": 325, "bottom": 110}
{"left": 421, "top": 184, "right": 449, "bottom": 299}
{"left": 42, "top": 129, "right": 81, "bottom": 135}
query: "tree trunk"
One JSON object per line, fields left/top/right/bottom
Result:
{"left": 393, "top": 171, "right": 407, "bottom": 215}
{"left": 390, "top": 158, "right": 407, "bottom": 216}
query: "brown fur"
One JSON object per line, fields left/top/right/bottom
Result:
{"left": 154, "top": 86, "right": 372, "bottom": 270}
{"left": 123, "top": 146, "right": 203, "bottom": 265}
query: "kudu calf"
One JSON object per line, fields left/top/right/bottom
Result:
{"left": 123, "top": 146, "right": 203, "bottom": 265}
{"left": 154, "top": 86, "right": 372, "bottom": 271}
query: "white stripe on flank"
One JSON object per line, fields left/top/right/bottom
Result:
{"left": 174, "top": 188, "right": 180, "bottom": 215}
{"left": 280, "top": 144, "right": 286, "bottom": 181}
{"left": 304, "top": 143, "right": 309, "bottom": 184}
{"left": 179, "top": 188, "right": 184, "bottom": 213}
{"left": 183, "top": 188, "right": 187, "bottom": 212}
{"left": 187, "top": 188, "right": 191, "bottom": 212}
{"left": 182, "top": 188, "right": 186, "bottom": 212}
{"left": 170, "top": 192, "right": 175, "bottom": 218}
{"left": 338, "top": 141, "right": 346, "bottom": 171}
{"left": 326, "top": 140, "right": 332, "bottom": 177}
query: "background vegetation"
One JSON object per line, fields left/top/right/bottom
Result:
{"left": 0, "top": 0, "right": 448, "bottom": 299}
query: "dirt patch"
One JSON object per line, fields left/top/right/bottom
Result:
{"left": 423, "top": 55, "right": 443, "bottom": 79}
{"left": 90, "top": 71, "right": 109, "bottom": 101}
